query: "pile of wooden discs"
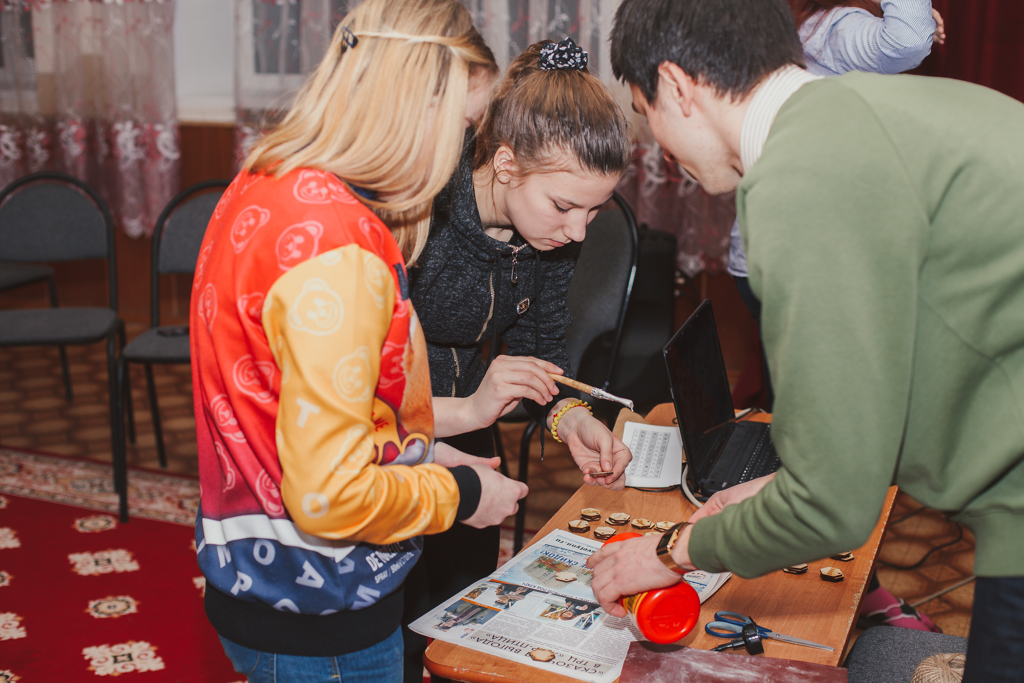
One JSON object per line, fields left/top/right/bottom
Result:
{"left": 567, "top": 509, "right": 678, "bottom": 542}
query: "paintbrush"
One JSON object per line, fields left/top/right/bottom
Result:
{"left": 549, "top": 374, "right": 635, "bottom": 412}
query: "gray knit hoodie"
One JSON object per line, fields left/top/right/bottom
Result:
{"left": 409, "top": 133, "right": 582, "bottom": 423}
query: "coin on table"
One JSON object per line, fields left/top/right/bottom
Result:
{"left": 645, "top": 531, "right": 661, "bottom": 537}
{"left": 554, "top": 571, "right": 577, "bottom": 583}
{"left": 782, "top": 563, "right": 809, "bottom": 574}
{"left": 831, "top": 552, "right": 855, "bottom": 562}
{"left": 567, "top": 520, "right": 590, "bottom": 533}
{"left": 654, "top": 521, "right": 676, "bottom": 533}
{"left": 528, "top": 648, "right": 556, "bottom": 662}
{"left": 606, "top": 512, "right": 631, "bottom": 525}
{"left": 580, "top": 508, "right": 602, "bottom": 521}
{"left": 593, "top": 526, "right": 617, "bottom": 540}
{"left": 820, "top": 567, "right": 845, "bottom": 582}
{"left": 630, "top": 518, "right": 653, "bottom": 530}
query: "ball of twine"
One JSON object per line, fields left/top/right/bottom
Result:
{"left": 911, "top": 653, "right": 966, "bottom": 683}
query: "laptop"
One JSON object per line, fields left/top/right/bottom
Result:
{"left": 662, "top": 299, "right": 780, "bottom": 497}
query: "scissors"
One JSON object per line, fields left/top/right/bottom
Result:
{"left": 705, "top": 611, "right": 834, "bottom": 653}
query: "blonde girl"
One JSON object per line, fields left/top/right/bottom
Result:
{"left": 190, "top": 2, "right": 528, "bottom": 681}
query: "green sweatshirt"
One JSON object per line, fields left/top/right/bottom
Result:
{"left": 689, "top": 73, "right": 1024, "bottom": 579}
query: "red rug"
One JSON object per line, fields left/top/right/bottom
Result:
{"left": 0, "top": 448, "right": 534, "bottom": 681}
{"left": 0, "top": 449, "right": 240, "bottom": 682}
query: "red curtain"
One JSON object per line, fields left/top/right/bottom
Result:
{"left": 913, "top": 0, "right": 1024, "bottom": 102}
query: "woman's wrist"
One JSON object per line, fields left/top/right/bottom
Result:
{"left": 546, "top": 398, "right": 588, "bottom": 431}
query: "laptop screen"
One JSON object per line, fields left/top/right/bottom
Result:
{"left": 662, "top": 300, "right": 736, "bottom": 483}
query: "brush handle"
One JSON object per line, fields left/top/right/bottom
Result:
{"left": 549, "top": 374, "right": 595, "bottom": 395}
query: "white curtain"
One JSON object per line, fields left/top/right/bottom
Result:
{"left": 0, "top": 0, "right": 179, "bottom": 238}
{"left": 233, "top": 0, "right": 731, "bottom": 275}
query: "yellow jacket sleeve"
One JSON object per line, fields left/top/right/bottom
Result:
{"left": 263, "top": 244, "right": 461, "bottom": 544}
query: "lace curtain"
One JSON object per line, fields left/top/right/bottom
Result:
{"left": 235, "top": 0, "right": 730, "bottom": 275}
{"left": 0, "top": 0, "right": 179, "bottom": 238}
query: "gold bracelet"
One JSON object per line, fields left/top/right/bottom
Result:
{"left": 550, "top": 399, "right": 591, "bottom": 443}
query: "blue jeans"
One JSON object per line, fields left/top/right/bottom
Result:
{"left": 963, "top": 576, "right": 1024, "bottom": 682}
{"left": 219, "top": 628, "right": 403, "bottom": 683}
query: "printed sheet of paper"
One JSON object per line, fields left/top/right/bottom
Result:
{"left": 411, "top": 529, "right": 731, "bottom": 682}
{"left": 621, "top": 422, "right": 683, "bottom": 489}
{"left": 411, "top": 530, "right": 640, "bottom": 683}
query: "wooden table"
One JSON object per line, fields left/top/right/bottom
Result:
{"left": 425, "top": 405, "right": 897, "bottom": 682}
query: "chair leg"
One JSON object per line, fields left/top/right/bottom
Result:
{"left": 117, "top": 323, "right": 136, "bottom": 444}
{"left": 145, "top": 364, "right": 168, "bottom": 469}
{"left": 490, "top": 423, "right": 510, "bottom": 478}
{"left": 46, "top": 276, "right": 73, "bottom": 401}
{"left": 110, "top": 336, "right": 129, "bottom": 523}
{"left": 513, "top": 420, "right": 539, "bottom": 555}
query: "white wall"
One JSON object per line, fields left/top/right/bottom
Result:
{"left": 174, "top": 0, "right": 235, "bottom": 124}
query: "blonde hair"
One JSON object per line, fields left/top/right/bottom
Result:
{"left": 246, "top": 0, "right": 497, "bottom": 264}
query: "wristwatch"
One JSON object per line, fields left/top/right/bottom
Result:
{"left": 655, "top": 522, "right": 690, "bottom": 575}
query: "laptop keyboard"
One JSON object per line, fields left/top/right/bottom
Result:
{"left": 738, "top": 427, "right": 780, "bottom": 483}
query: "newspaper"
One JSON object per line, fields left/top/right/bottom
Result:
{"left": 410, "top": 529, "right": 731, "bottom": 683}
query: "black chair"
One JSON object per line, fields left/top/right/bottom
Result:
{"left": 0, "top": 171, "right": 126, "bottom": 490}
{"left": 495, "top": 191, "right": 639, "bottom": 553}
{"left": 587, "top": 226, "right": 678, "bottom": 417}
{"left": 0, "top": 262, "right": 72, "bottom": 399}
{"left": 114, "top": 179, "right": 229, "bottom": 521}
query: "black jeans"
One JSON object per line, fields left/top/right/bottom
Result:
{"left": 401, "top": 428, "right": 501, "bottom": 683}
{"left": 963, "top": 576, "right": 1024, "bottom": 682}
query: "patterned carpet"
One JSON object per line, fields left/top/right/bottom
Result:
{"left": 0, "top": 453, "right": 240, "bottom": 682}
{"left": 0, "top": 338, "right": 975, "bottom": 643}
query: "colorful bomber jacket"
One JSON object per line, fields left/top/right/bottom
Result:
{"left": 191, "top": 168, "right": 476, "bottom": 656}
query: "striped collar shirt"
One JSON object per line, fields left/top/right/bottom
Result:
{"left": 740, "top": 65, "right": 823, "bottom": 173}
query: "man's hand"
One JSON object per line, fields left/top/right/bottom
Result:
{"left": 469, "top": 355, "right": 562, "bottom": 428}
{"left": 553, "top": 405, "right": 632, "bottom": 489}
{"left": 687, "top": 472, "right": 776, "bottom": 524}
{"left": 932, "top": 8, "right": 945, "bottom": 45}
{"left": 586, "top": 533, "right": 690, "bottom": 616}
{"left": 461, "top": 461, "right": 528, "bottom": 529}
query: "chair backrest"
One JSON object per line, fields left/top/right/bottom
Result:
{"left": 564, "top": 192, "right": 638, "bottom": 389}
{"left": 0, "top": 172, "right": 117, "bottom": 309}
{"left": 151, "top": 179, "right": 230, "bottom": 326}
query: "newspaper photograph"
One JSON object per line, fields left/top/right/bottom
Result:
{"left": 410, "top": 529, "right": 730, "bottom": 683}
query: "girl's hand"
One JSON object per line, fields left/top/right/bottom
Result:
{"left": 552, "top": 405, "right": 632, "bottom": 489}
{"left": 468, "top": 355, "right": 562, "bottom": 430}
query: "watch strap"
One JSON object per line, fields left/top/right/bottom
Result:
{"left": 656, "top": 521, "right": 690, "bottom": 575}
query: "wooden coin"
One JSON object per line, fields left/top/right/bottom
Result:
{"left": 606, "top": 512, "right": 631, "bottom": 525}
{"left": 593, "top": 526, "right": 616, "bottom": 540}
{"left": 820, "top": 567, "right": 845, "bottom": 582}
{"left": 654, "top": 521, "right": 676, "bottom": 533}
{"left": 568, "top": 520, "right": 590, "bottom": 533}
{"left": 528, "top": 648, "right": 556, "bottom": 662}
{"left": 631, "top": 518, "right": 653, "bottom": 530}
{"left": 580, "top": 508, "right": 602, "bottom": 521}
{"left": 830, "top": 552, "right": 855, "bottom": 562}
{"left": 554, "top": 571, "right": 577, "bottom": 583}
{"left": 782, "top": 563, "right": 808, "bottom": 574}
{"left": 645, "top": 531, "right": 661, "bottom": 536}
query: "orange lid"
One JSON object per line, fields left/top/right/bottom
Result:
{"left": 636, "top": 582, "right": 701, "bottom": 644}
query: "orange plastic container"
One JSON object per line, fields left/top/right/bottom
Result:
{"left": 602, "top": 532, "right": 701, "bottom": 644}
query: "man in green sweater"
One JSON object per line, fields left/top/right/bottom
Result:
{"left": 586, "top": 0, "right": 1024, "bottom": 678}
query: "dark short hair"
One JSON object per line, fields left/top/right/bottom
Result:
{"left": 610, "top": 0, "right": 805, "bottom": 104}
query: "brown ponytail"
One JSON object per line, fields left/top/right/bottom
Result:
{"left": 474, "top": 41, "right": 632, "bottom": 178}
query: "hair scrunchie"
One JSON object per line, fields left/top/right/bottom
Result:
{"left": 538, "top": 37, "right": 588, "bottom": 71}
